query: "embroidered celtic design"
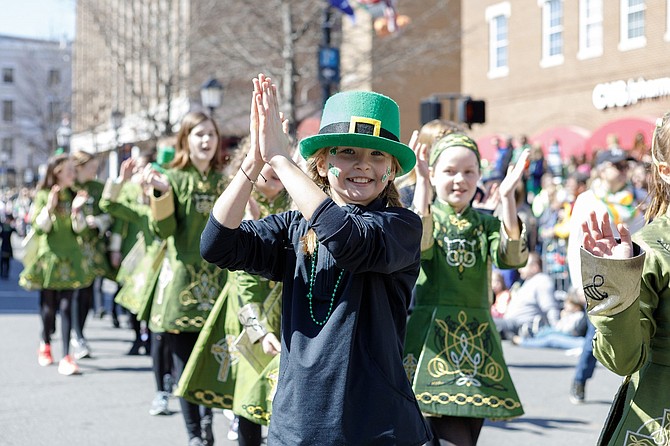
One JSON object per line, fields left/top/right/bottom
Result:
{"left": 427, "top": 311, "right": 504, "bottom": 387}
{"left": 623, "top": 408, "right": 670, "bottom": 446}
{"left": 583, "top": 274, "right": 608, "bottom": 301}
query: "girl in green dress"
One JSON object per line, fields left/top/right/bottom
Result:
{"left": 20, "top": 154, "right": 95, "bottom": 376}
{"left": 405, "top": 133, "right": 529, "bottom": 445}
{"left": 70, "top": 150, "right": 112, "bottom": 359}
{"left": 144, "top": 111, "right": 228, "bottom": 446}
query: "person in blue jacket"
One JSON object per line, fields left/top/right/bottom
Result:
{"left": 200, "top": 74, "right": 431, "bottom": 445}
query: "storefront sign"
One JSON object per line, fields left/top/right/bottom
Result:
{"left": 592, "top": 76, "right": 670, "bottom": 110}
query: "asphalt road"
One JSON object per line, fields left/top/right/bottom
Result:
{"left": 0, "top": 255, "right": 622, "bottom": 446}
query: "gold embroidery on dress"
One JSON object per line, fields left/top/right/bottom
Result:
{"left": 179, "top": 264, "right": 223, "bottom": 310}
{"left": 623, "top": 408, "right": 670, "bottom": 446}
{"left": 427, "top": 311, "right": 504, "bottom": 387}
{"left": 415, "top": 390, "right": 522, "bottom": 411}
{"left": 403, "top": 353, "right": 418, "bottom": 382}
{"left": 211, "top": 334, "right": 239, "bottom": 382}
{"left": 449, "top": 214, "right": 471, "bottom": 231}
{"left": 189, "top": 389, "right": 234, "bottom": 409}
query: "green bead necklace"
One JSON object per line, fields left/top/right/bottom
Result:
{"left": 307, "top": 243, "right": 345, "bottom": 326}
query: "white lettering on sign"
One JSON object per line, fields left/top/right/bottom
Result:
{"left": 592, "top": 77, "right": 670, "bottom": 110}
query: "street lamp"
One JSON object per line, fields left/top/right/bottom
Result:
{"left": 56, "top": 118, "right": 72, "bottom": 153}
{"left": 200, "top": 77, "right": 223, "bottom": 118}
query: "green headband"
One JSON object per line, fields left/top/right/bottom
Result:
{"left": 429, "top": 133, "right": 481, "bottom": 166}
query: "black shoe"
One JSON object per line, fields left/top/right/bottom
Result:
{"left": 112, "top": 314, "right": 120, "bottom": 328}
{"left": 127, "top": 340, "right": 142, "bottom": 356}
{"left": 570, "top": 381, "right": 585, "bottom": 404}
{"left": 201, "top": 415, "right": 214, "bottom": 446}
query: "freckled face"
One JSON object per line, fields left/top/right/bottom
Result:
{"left": 430, "top": 146, "right": 480, "bottom": 213}
{"left": 317, "top": 147, "right": 395, "bottom": 206}
{"left": 188, "top": 120, "right": 219, "bottom": 166}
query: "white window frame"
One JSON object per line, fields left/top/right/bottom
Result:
{"left": 619, "top": 0, "right": 647, "bottom": 51}
{"left": 486, "top": 2, "right": 511, "bottom": 79}
{"left": 578, "top": 0, "right": 603, "bottom": 59}
{"left": 539, "top": 0, "right": 564, "bottom": 68}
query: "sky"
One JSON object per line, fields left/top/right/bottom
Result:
{"left": 0, "top": 0, "right": 75, "bottom": 41}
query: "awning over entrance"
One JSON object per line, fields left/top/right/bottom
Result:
{"left": 586, "top": 116, "right": 656, "bottom": 151}
{"left": 530, "top": 125, "right": 591, "bottom": 159}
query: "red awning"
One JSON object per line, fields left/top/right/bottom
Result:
{"left": 586, "top": 116, "right": 656, "bottom": 151}
{"left": 530, "top": 125, "right": 591, "bottom": 159}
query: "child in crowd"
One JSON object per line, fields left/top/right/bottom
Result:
{"left": 20, "top": 154, "right": 94, "bottom": 375}
{"left": 404, "top": 132, "right": 529, "bottom": 445}
{"left": 200, "top": 74, "right": 431, "bottom": 445}
{"left": 580, "top": 112, "right": 670, "bottom": 445}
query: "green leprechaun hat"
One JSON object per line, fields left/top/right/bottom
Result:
{"left": 299, "top": 91, "right": 415, "bottom": 174}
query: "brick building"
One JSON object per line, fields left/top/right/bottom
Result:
{"left": 460, "top": 0, "right": 669, "bottom": 161}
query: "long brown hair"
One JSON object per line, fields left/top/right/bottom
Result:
{"left": 301, "top": 147, "right": 402, "bottom": 254}
{"left": 37, "top": 154, "right": 71, "bottom": 191}
{"left": 646, "top": 111, "right": 670, "bottom": 221}
{"left": 170, "top": 111, "right": 225, "bottom": 172}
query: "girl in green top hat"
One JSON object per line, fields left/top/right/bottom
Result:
{"left": 201, "top": 74, "right": 432, "bottom": 444}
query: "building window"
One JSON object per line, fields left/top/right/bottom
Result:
{"left": 2, "top": 138, "right": 13, "bottom": 159}
{"left": 486, "top": 2, "right": 511, "bottom": 79}
{"left": 540, "top": 0, "right": 564, "bottom": 67}
{"left": 2, "top": 100, "right": 13, "bottom": 122}
{"left": 619, "top": 0, "right": 646, "bottom": 51}
{"left": 48, "top": 69, "right": 61, "bottom": 87}
{"left": 578, "top": 0, "right": 603, "bottom": 59}
{"left": 48, "top": 101, "right": 61, "bottom": 124}
{"left": 2, "top": 68, "right": 13, "bottom": 83}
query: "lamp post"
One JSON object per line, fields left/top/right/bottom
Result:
{"left": 200, "top": 77, "right": 223, "bottom": 118}
{"left": 110, "top": 109, "right": 124, "bottom": 179}
{"left": 56, "top": 118, "right": 72, "bottom": 153}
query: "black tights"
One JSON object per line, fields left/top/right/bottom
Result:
{"left": 71, "top": 284, "right": 93, "bottom": 340}
{"left": 237, "top": 416, "right": 262, "bottom": 446}
{"left": 40, "top": 289, "right": 74, "bottom": 357}
{"left": 151, "top": 331, "right": 173, "bottom": 391}
{"left": 165, "top": 332, "right": 213, "bottom": 440}
{"left": 425, "top": 416, "right": 484, "bottom": 446}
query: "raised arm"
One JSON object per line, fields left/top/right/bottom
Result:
{"left": 256, "top": 75, "right": 328, "bottom": 221}
{"left": 497, "top": 148, "right": 529, "bottom": 240}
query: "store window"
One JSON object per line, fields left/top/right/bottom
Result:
{"left": 540, "top": 0, "right": 564, "bottom": 67}
{"left": 2, "top": 100, "right": 13, "bottom": 122}
{"left": 486, "top": 2, "right": 511, "bottom": 79}
{"left": 578, "top": 0, "right": 603, "bottom": 59}
{"left": 619, "top": 0, "right": 646, "bottom": 51}
{"left": 2, "top": 68, "right": 13, "bottom": 84}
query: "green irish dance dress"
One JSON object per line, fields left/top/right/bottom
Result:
{"left": 19, "top": 189, "right": 94, "bottom": 291}
{"left": 404, "top": 199, "right": 528, "bottom": 419}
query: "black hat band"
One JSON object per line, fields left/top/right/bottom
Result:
{"left": 319, "top": 120, "right": 399, "bottom": 142}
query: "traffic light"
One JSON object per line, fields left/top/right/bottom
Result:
{"left": 459, "top": 98, "right": 486, "bottom": 126}
{"left": 420, "top": 99, "right": 442, "bottom": 125}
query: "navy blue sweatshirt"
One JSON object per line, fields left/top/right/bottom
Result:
{"left": 201, "top": 198, "right": 431, "bottom": 445}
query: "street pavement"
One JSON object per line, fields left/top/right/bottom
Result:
{"left": 1, "top": 254, "right": 622, "bottom": 446}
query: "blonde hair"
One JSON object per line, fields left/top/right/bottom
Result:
{"left": 70, "top": 150, "right": 95, "bottom": 167}
{"left": 301, "top": 147, "right": 402, "bottom": 255}
{"left": 646, "top": 112, "right": 670, "bottom": 221}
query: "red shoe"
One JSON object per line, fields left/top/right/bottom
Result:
{"left": 38, "top": 343, "right": 53, "bottom": 367}
{"left": 58, "top": 355, "right": 81, "bottom": 376}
